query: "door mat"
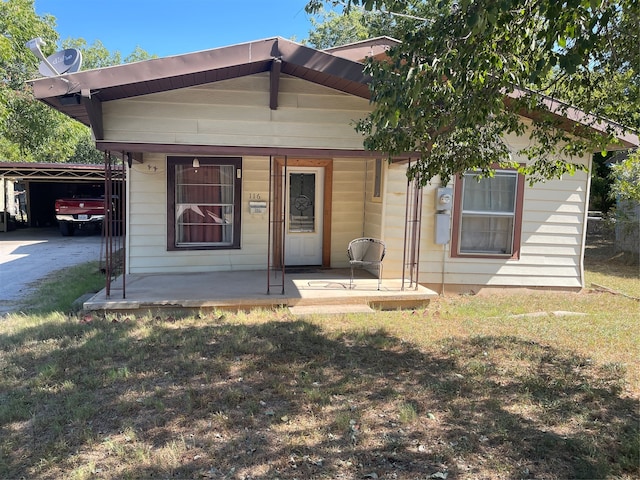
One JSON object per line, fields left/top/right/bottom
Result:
{"left": 284, "top": 267, "right": 321, "bottom": 274}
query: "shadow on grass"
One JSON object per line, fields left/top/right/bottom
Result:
{"left": 1, "top": 316, "right": 637, "bottom": 479}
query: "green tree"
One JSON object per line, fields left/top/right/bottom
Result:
{"left": 556, "top": 2, "right": 639, "bottom": 131}
{"left": 68, "top": 131, "right": 104, "bottom": 164}
{"left": 0, "top": 0, "right": 57, "bottom": 89}
{"left": 610, "top": 151, "right": 640, "bottom": 202}
{"left": 590, "top": 152, "right": 616, "bottom": 212}
{"left": 61, "top": 39, "right": 157, "bottom": 69}
{"left": 1, "top": 85, "right": 81, "bottom": 162}
{"left": 306, "top": 7, "right": 393, "bottom": 49}
{"left": 550, "top": 2, "right": 638, "bottom": 211}
{"left": 306, "top": 0, "right": 638, "bottom": 185}
{"left": 0, "top": 0, "right": 63, "bottom": 161}
{"left": 61, "top": 38, "right": 122, "bottom": 69}
{"left": 0, "top": 0, "right": 156, "bottom": 163}
{"left": 124, "top": 45, "right": 157, "bottom": 64}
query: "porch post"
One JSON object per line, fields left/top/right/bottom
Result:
{"left": 104, "top": 151, "right": 112, "bottom": 298}
{"left": 267, "top": 155, "right": 286, "bottom": 294}
{"left": 120, "top": 152, "right": 127, "bottom": 299}
{"left": 1, "top": 176, "right": 6, "bottom": 232}
{"left": 402, "top": 160, "right": 424, "bottom": 291}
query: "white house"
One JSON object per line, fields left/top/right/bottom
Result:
{"left": 30, "top": 37, "right": 639, "bottom": 298}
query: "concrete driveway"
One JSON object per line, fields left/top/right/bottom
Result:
{"left": 0, "top": 228, "right": 103, "bottom": 315}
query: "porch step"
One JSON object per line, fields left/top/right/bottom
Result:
{"left": 288, "top": 304, "right": 375, "bottom": 316}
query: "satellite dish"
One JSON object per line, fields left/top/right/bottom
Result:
{"left": 38, "top": 49, "right": 82, "bottom": 76}
{"left": 26, "top": 37, "right": 83, "bottom": 77}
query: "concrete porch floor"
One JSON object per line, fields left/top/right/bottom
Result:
{"left": 83, "top": 269, "right": 437, "bottom": 313}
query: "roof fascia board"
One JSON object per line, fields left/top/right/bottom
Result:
{"left": 508, "top": 87, "right": 639, "bottom": 148}
{"left": 324, "top": 36, "right": 401, "bottom": 62}
{"left": 30, "top": 38, "right": 281, "bottom": 99}
{"left": 278, "top": 40, "right": 370, "bottom": 85}
{"left": 324, "top": 36, "right": 401, "bottom": 52}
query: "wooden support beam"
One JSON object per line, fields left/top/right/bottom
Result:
{"left": 81, "top": 94, "right": 104, "bottom": 140}
{"left": 270, "top": 58, "right": 282, "bottom": 110}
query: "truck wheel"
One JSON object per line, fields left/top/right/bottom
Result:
{"left": 59, "top": 221, "right": 74, "bottom": 236}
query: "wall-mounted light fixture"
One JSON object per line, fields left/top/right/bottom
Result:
{"left": 192, "top": 158, "right": 200, "bottom": 172}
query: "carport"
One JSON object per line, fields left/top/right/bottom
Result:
{"left": 0, "top": 162, "right": 107, "bottom": 232}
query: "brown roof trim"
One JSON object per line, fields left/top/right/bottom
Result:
{"left": 324, "top": 36, "right": 401, "bottom": 62}
{"left": 95, "top": 141, "right": 385, "bottom": 159}
{"left": 30, "top": 37, "right": 371, "bottom": 127}
{"left": 507, "top": 87, "right": 639, "bottom": 148}
{"left": 31, "top": 39, "right": 280, "bottom": 99}
{"left": 81, "top": 95, "right": 104, "bottom": 140}
{"left": 269, "top": 58, "right": 282, "bottom": 110}
{"left": 30, "top": 36, "right": 637, "bottom": 149}
{"left": 277, "top": 40, "right": 370, "bottom": 88}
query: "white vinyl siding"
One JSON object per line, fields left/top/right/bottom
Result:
{"left": 378, "top": 165, "right": 415, "bottom": 278}
{"left": 363, "top": 158, "right": 384, "bottom": 240}
{"left": 120, "top": 73, "right": 371, "bottom": 274}
{"left": 382, "top": 129, "right": 589, "bottom": 289}
{"left": 103, "top": 73, "right": 370, "bottom": 150}
{"left": 127, "top": 155, "right": 368, "bottom": 274}
{"left": 330, "top": 159, "right": 368, "bottom": 268}
{"left": 121, "top": 74, "right": 590, "bottom": 289}
{"left": 128, "top": 155, "right": 270, "bottom": 274}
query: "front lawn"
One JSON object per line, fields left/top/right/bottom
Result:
{"left": 0, "top": 260, "right": 638, "bottom": 479}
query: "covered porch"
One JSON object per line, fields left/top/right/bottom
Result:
{"left": 83, "top": 269, "right": 437, "bottom": 313}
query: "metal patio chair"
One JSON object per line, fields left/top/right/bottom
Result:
{"left": 347, "top": 237, "right": 386, "bottom": 290}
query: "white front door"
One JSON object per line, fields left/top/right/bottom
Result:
{"left": 285, "top": 167, "right": 324, "bottom": 266}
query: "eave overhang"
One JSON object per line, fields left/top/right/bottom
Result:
{"left": 29, "top": 36, "right": 637, "bottom": 152}
{"left": 506, "top": 87, "right": 639, "bottom": 150}
{"left": 29, "top": 37, "right": 372, "bottom": 129}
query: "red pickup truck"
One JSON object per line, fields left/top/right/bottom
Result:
{"left": 54, "top": 197, "right": 105, "bottom": 236}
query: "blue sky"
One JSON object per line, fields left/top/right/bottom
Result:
{"left": 34, "top": 0, "right": 316, "bottom": 58}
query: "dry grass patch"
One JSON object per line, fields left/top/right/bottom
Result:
{"left": 1, "top": 299, "right": 638, "bottom": 479}
{"left": 0, "top": 250, "right": 638, "bottom": 479}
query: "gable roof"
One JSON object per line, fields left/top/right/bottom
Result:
{"left": 29, "top": 37, "right": 371, "bottom": 129}
{"left": 29, "top": 36, "right": 638, "bottom": 149}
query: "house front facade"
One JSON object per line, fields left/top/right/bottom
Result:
{"left": 30, "top": 37, "right": 639, "bottom": 294}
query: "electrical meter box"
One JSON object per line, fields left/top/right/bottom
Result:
{"left": 436, "top": 187, "right": 453, "bottom": 211}
{"left": 435, "top": 187, "right": 453, "bottom": 244}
